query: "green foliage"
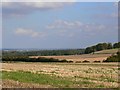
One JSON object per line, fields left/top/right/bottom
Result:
{"left": 103, "top": 51, "right": 120, "bottom": 62}
{"left": 85, "top": 47, "right": 94, "bottom": 54}
{"left": 2, "top": 55, "right": 72, "bottom": 63}
{"left": 85, "top": 42, "right": 113, "bottom": 54}
{"left": 2, "top": 49, "right": 85, "bottom": 56}
{"left": 2, "top": 42, "right": 120, "bottom": 63}
{"left": 113, "top": 42, "right": 120, "bottom": 48}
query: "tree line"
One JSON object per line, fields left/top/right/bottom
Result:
{"left": 2, "top": 42, "right": 120, "bottom": 57}
{"left": 2, "top": 49, "right": 85, "bottom": 57}
{"left": 2, "top": 42, "right": 120, "bottom": 62}
{"left": 85, "top": 42, "right": 120, "bottom": 54}
{"left": 2, "top": 55, "right": 73, "bottom": 63}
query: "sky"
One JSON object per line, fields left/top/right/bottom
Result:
{"left": 2, "top": 2, "right": 118, "bottom": 49}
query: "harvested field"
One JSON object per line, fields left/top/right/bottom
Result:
{"left": 2, "top": 79, "right": 52, "bottom": 88}
{"left": 29, "top": 54, "right": 112, "bottom": 62}
{"left": 2, "top": 62, "right": 119, "bottom": 88}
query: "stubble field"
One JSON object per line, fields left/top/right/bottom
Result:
{"left": 2, "top": 62, "right": 119, "bottom": 88}
{"left": 29, "top": 54, "right": 111, "bottom": 63}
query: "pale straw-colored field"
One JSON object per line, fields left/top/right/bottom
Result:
{"left": 2, "top": 62, "right": 119, "bottom": 88}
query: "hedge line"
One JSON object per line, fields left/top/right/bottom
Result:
{"left": 2, "top": 56, "right": 73, "bottom": 63}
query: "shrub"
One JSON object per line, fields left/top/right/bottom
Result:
{"left": 94, "top": 61, "right": 101, "bottom": 63}
{"left": 68, "top": 61, "right": 73, "bottom": 63}
{"left": 75, "top": 61, "right": 81, "bottom": 63}
{"left": 60, "top": 59, "right": 68, "bottom": 62}
{"left": 2, "top": 56, "right": 70, "bottom": 63}
{"left": 103, "top": 51, "right": 120, "bottom": 62}
{"left": 82, "top": 60, "right": 90, "bottom": 63}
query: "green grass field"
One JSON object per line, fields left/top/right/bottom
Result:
{"left": 2, "top": 71, "right": 74, "bottom": 88}
{"left": 2, "top": 70, "right": 117, "bottom": 88}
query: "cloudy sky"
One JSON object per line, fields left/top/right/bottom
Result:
{"left": 2, "top": 2, "right": 118, "bottom": 49}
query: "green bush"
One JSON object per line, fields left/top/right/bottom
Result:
{"left": 82, "top": 60, "right": 90, "bottom": 63}
{"left": 94, "top": 61, "right": 101, "bottom": 63}
{"left": 103, "top": 52, "right": 120, "bottom": 62}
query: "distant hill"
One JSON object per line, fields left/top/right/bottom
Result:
{"left": 93, "top": 48, "right": 118, "bottom": 54}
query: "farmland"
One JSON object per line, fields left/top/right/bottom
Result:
{"left": 1, "top": 48, "right": 119, "bottom": 88}
{"left": 29, "top": 48, "right": 118, "bottom": 63}
{"left": 2, "top": 62, "right": 119, "bottom": 88}
{"left": 2, "top": 1, "right": 119, "bottom": 88}
{"left": 29, "top": 54, "right": 111, "bottom": 63}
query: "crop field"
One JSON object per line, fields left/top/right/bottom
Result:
{"left": 2, "top": 62, "right": 119, "bottom": 88}
{"left": 93, "top": 48, "right": 118, "bottom": 54}
{"left": 30, "top": 54, "right": 111, "bottom": 63}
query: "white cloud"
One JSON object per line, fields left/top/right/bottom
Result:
{"left": 2, "top": 0, "right": 76, "bottom": 2}
{"left": 1, "top": 0, "right": 118, "bottom": 2}
{"left": 46, "top": 19, "right": 117, "bottom": 37}
{"left": 46, "top": 20, "right": 83, "bottom": 29}
{"left": 15, "top": 28, "right": 46, "bottom": 38}
{"left": 3, "top": 2, "right": 70, "bottom": 9}
{"left": 46, "top": 19, "right": 106, "bottom": 31}
{"left": 2, "top": 2, "right": 75, "bottom": 17}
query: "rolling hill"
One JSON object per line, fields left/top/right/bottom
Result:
{"left": 93, "top": 48, "right": 119, "bottom": 54}
{"left": 30, "top": 48, "right": 119, "bottom": 63}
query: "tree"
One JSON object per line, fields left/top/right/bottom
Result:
{"left": 85, "top": 47, "right": 94, "bottom": 54}
{"left": 85, "top": 42, "right": 113, "bottom": 54}
{"left": 113, "top": 42, "right": 120, "bottom": 48}
{"left": 107, "top": 43, "right": 112, "bottom": 49}
{"left": 96, "top": 43, "right": 104, "bottom": 51}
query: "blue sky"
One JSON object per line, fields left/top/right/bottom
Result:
{"left": 2, "top": 2, "right": 118, "bottom": 49}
